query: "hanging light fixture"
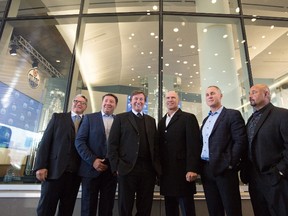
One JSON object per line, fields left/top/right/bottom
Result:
{"left": 9, "top": 44, "right": 18, "bottom": 56}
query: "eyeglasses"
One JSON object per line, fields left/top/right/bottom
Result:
{"left": 73, "top": 100, "right": 87, "bottom": 106}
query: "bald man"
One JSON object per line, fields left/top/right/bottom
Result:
{"left": 158, "top": 91, "right": 201, "bottom": 216}
{"left": 240, "top": 84, "right": 288, "bottom": 216}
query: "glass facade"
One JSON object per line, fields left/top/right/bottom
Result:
{"left": 0, "top": 0, "right": 288, "bottom": 209}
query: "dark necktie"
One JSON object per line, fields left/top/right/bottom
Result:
{"left": 137, "top": 112, "right": 143, "bottom": 119}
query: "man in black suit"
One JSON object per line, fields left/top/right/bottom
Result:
{"left": 108, "top": 90, "right": 161, "bottom": 216}
{"left": 34, "top": 94, "right": 88, "bottom": 216}
{"left": 158, "top": 91, "right": 201, "bottom": 216}
{"left": 200, "top": 86, "right": 247, "bottom": 216}
{"left": 75, "top": 93, "right": 118, "bottom": 216}
{"left": 240, "top": 84, "right": 288, "bottom": 216}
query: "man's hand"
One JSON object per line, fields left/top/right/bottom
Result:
{"left": 186, "top": 171, "right": 198, "bottom": 182}
{"left": 36, "top": 169, "right": 48, "bottom": 182}
{"left": 93, "top": 158, "right": 108, "bottom": 172}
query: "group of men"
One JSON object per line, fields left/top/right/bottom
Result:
{"left": 34, "top": 83, "right": 288, "bottom": 216}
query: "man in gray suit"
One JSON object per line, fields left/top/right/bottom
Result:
{"left": 200, "top": 86, "right": 247, "bottom": 216}
{"left": 34, "top": 94, "right": 88, "bottom": 216}
{"left": 108, "top": 90, "right": 161, "bottom": 216}
{"left": 75, "top": 93, "right": 118, "bottom": 216}
{"left": 158, "top": 91, "right": 201, "bottom": 216}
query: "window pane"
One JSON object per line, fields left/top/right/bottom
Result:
{"left": 242, "top": 0, "right": 288, "bottom": 17}
{"left": 85, "top": 0, "right": 159, "bottom": 13}
{"left": 163, "top": 16, "right": 250, "bottom": 122}
{"left": 245, "top": 19, "right": 288, "bottom": 111}
{"left": 164, "top": 0, "right": 240, "bottom": 14}
{"left": 0, "top": 17, "right": 78, "bottom": 183}
{"left": 76, "top": 15, "right": 159, "bottom": 120}
{"left": 0, "top": 0, "right": 8, "bottom": 17}
{"left": 8, "top": 0, "right": 81, "bottom": 17}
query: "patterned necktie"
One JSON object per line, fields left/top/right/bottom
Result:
{"left": 73, "top": 115, "right": 81, "bottom": 133}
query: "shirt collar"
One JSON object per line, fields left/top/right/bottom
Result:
{"left": 71, "top": 111, "right": 83, "bottom": 118}
{"left": 132, "top": 109, "right": 143, "bottom": 116}
{"left": 167, "top": 109, "right": 178, "bottom": 118}
{"left": 208, "top": 106, "right": 223, "bottom": 116}
{"left": 101, "top": 111, "right": 114, "bottom": 117}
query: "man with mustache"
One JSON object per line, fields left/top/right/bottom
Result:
{"left": 241, "top": 84, "right": 288, "bottom": 216}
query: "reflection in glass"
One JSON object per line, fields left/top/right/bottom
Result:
{"left": 77, "top": 16, "right": 159, "bottom": 119}
{"left": 0, "top": 18, "right": 77, "bottom": 182}
{"left": 241, "top": 0, "right": 288, "bottom": 17}
{"left": 164, "top": 0, "right": 239, "bottom": 14}
{"left": 244, "top": 19, "right": 288, "bottom": 112}
{"left": 163, "top": 16, "right": 250, "bottom": 122}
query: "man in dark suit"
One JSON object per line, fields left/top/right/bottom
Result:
{"left": 158, "top": 91, "right": 201, "bottom": 216}
{"left": 34, "top": 94, "right": 88, "bottom": 216}
{"left": 108, "top": 90, "right": 161, "bottom": 216}
{"left": 240, "top": 84, "right": 288, "bottom": 216}
{"left": 75, "top": 93, "right": 118, "bottom": 216}
{"left": 200, "top": 86, "right": 247, "bottom": 216}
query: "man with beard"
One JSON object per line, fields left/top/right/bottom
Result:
{"left": 241, "top": 84, "right": 288, "bottom": 216}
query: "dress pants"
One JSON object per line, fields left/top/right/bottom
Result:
{"left": 201, "top": 161, "right": 242, "bottom": 216}
{"left": 248, "top": 163, "right": 288, "bottom": 216}
{"left": 37, "top": 172, "right": 81, "bottom": 216}
{"left": 164, "top": 195, "right": 196, "bottom": 216}
{"left": 81, "top": 170, "right": 117, "bottom": 216}
{"left": 117, "top": 160, "right": 156, "bottom": 216}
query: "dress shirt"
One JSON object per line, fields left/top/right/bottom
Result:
{"left": 132, "top": 109, "right": 144, "bottom": 118}
{"left": 201, "top": 106, "right": 223, "bottom": 161}
{"left": 101, "top": 111, "right": 114, "bottom": 141}
{"left": 165, "top": 109, "right": 177, "bottom": 127}
{"left": 71, "top": 111, "right": 83, "bottom": 120}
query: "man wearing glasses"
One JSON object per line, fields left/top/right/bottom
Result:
{"left": 34, "top": 94, "right": 88, "bottom": 216}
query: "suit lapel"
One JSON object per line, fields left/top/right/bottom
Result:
{"left": 96, "top": 112, "right": 106, "bottom": 136}
{"left": 210, "top": 107, "right": 226, "bottom": 136}
{"left": 251, "top": 104, "right": 273, "bottom": 142}
{"left": 128, "top": 111, "right": 139, "bottom": 132}
{"left": 166, "top": 109, "right": 181, "bottom": 129}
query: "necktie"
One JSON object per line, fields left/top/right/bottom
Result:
{"left": 73, "top": 115, "right": 81, "bottom": 133}
{"left": 137, "top": 112, "right": 143, "bottom": 119}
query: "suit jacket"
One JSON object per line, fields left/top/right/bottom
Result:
{"left": 201, "top": 107, "right": 247, "bottom": 177}
{"left": 108, "top": 111, "right": 161, "bottom": 176}
{"left": 34, "top": 112, "right": 81, "bottom": 179}
{"left": 158, "top": 109, "right": 201, "bottom": 196}
{"left": 241, "top": 103, "right": 288, "bottom": 185}
{"left": 75, "top": 111, "right": 109, "bottom": 178}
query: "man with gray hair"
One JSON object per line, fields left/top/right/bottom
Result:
{"left": 34, "top": 94, "right": 88, "bottom": 216}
